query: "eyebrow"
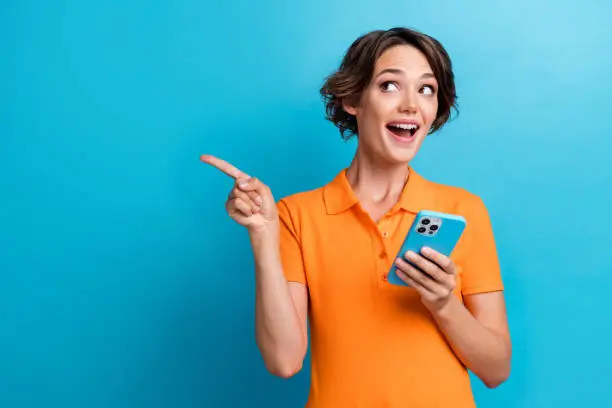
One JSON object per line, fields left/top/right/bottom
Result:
{"left": 375, "top": 69, "right": 436, "bottom": 80}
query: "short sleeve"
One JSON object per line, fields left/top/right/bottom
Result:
{"left": 459, "top": 194, "right": 504, "bottom": 295}
{"left": 277, "top": 199, "right": 307, "bottom": 285}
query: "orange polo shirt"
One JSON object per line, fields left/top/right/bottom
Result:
{"left": 276, "top": 166, "right": 504, "bottom": 408}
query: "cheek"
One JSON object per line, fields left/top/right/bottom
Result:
{"left": 422, "top": 98, "right": 438, "bottom": 124}
{"left": 359, "top": 97, "right": 387, "bottom": 126}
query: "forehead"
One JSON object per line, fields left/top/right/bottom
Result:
{"left": 374, "top": 44, "right": 433, "bottom": 75}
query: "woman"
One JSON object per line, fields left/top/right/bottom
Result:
{"left": 202, "top": 27, "right": 511, "bottom": 408}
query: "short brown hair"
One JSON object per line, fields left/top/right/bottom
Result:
{"left": 320, "top": 27, "right": 458, "bottom": 140}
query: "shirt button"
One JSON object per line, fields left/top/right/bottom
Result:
{"left": 382, "top": 231, "right": 389, "bottom": 238}
{"left": 382, "top": 274, "right": 388, "bottom": 281}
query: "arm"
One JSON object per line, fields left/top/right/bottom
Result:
{"left": 251, "top": 225, "right": 309, "bottom": 378}
{"left": 199, "top": 155, "right": 308, "bottom": 379}
{"left": 394, "top": 194, "right": 511, "bottom": 387}
{"left": 395, "top": 248, "right": 511, "bottom": 388}
{"left": 430, "top": 291, "right": 511, "bottom": 388}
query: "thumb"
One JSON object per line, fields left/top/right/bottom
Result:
{"left": 238, "top": 177, "right": 265, "bottom": 194}
{"left": 239, "top": 178, "right": 273, "bottom": 209}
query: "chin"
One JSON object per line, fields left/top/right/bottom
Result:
{"left": 359, "top": 127, "right": 427, "bottom": 165}
{"left": 386, "top": 151, "right": 417, "bottom": 165}
{"left": 385, "top": 138, "right": 425, "bottom": 164}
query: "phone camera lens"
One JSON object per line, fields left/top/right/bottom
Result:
{"left": 417, "top": 227, "right": 426, "bottom": 233}
{"left": 430, "top": 225, "right": 438, "bottom": 231}
{"left": 421, "top": 218, "right": 430, "bottom": 225}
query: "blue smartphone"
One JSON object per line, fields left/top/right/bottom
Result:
{"left": 387, "top": 210, "right": 467, "bottom": 286}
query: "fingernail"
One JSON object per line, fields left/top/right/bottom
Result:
{"left": 238, "top": 179, "right": 249, "bottom": 188}
{"left": 255, "top": 196, "right": 263, "bottom": 205}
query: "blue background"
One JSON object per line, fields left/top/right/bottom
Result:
{"left": 2, "top": 1, "right": 611, "bottom": 407}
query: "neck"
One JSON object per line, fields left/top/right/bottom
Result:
{"left": 345, "top": 147, "right": 409, "bottom": 204}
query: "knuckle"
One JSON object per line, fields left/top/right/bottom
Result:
{"left": 441, "top": 279, "right": 455, "bottom": 294}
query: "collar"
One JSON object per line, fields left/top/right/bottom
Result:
{"left": 323, "top": 166, "right": 436, "bottom": 215}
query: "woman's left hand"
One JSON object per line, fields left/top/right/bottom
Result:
{"left": 394, "top": 247, "right": 458, "bottom": 314}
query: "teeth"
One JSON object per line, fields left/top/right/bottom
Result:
{"left": 391, "top": 123, "right": 418, "bottom": 130}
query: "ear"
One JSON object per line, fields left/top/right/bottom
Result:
{"left": 342, "top": 99, "right": 358, "bottom": 116}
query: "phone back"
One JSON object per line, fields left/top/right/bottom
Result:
{"left": 387, "top": 210, "right": 467, "bottom": 286}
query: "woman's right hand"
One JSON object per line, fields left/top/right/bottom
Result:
{"left": 201, "top": 154, "right": 278, "bottom": 232}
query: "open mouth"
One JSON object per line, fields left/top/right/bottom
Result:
{"left": 386, "top": 122, "right": 420, "bottom": 139}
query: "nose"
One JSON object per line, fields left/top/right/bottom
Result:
{"left": 400, "top": 91, "right": 418, "bottom": 113}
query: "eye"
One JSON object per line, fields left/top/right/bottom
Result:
{"left": 380, "top": 81, "right": 399, "bottom": 93}
{"left": 420, "top": 85, "right": 436, "bottom": 95}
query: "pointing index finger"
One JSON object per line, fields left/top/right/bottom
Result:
{"left": 200, "top": 154, "right": 250, "bottom": 180}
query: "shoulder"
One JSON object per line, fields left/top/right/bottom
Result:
{"left": 277, "top": 186, "right": 324, "bottom": 207}
{"left": 275, "top": 185, "right": 326, "bottom": 230}
{"left": 277, "top": 186, "right": 324, "bottom": 211}
{"left": 419, "top": 176, "right": 498, "bottom": 256}
{"left": 419, "top": 174, "right": 490, "bottom": 218}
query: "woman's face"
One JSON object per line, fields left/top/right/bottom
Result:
{"left": 344, "top": 44, "right": 439, "bottom": 165}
